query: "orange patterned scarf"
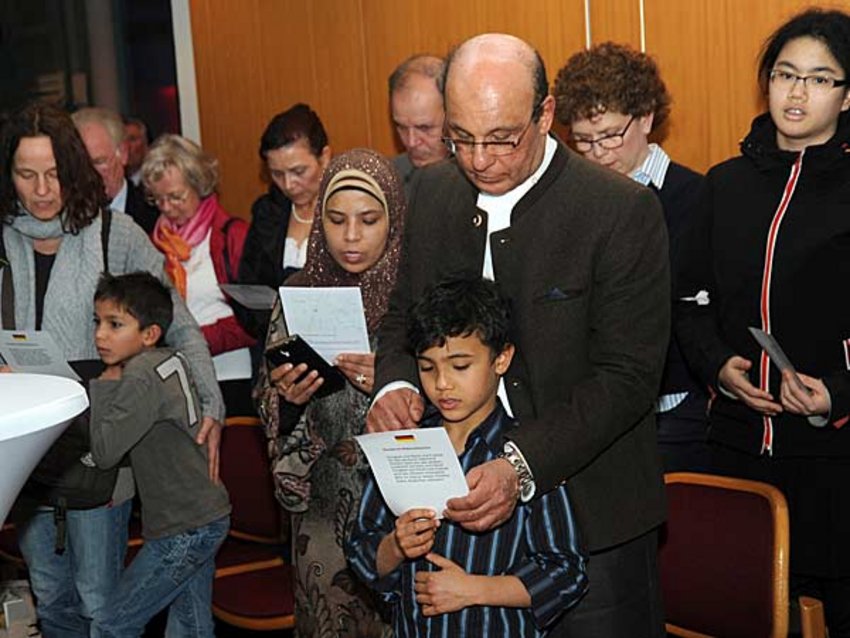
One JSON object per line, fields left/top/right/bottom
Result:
{"left": 152, "top": 195, "right": 219, "bottom": 297}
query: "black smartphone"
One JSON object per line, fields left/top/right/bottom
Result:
{"left": 264, "top": 335, "right": 346, "bottom": 398}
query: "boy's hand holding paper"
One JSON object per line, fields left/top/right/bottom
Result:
{"left": 393, "top": 509, "right": 440, "bottom": 560}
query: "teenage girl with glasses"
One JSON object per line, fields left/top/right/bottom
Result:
{"left": 676, "top": 10, "right": 850, "bottom": 633}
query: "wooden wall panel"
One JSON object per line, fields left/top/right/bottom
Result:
{"left": 189, "top": 0, "right": 368, "bottom": 217}
{"left": 190, "top": 0, "right": 269, "bottom": 214}
{"left": 189, "top": 0, "right": 850, "bottom": 216}
{"left": 360, "top": 0, "right": 587, "bottom": 160}
{"left": 190, "top": 0, "right": 586, "bottom": 216}
{"left": 646, "top": 0, "right": 850, "bottom": 173}
{"left": 589, "top": 0, "right": 641, "bottom": 49}
{"left": 309, "top": 0, "right": 371, "bottom": 151}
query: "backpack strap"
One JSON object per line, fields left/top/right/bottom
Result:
{"left": 221, "top": 217, "right": 235, "bottom": 282}
{"left": 1, "top": 223, "right": 14, "bottom": 330}
{"left": 101, "top": 208, "right": 111, "bottom": 275}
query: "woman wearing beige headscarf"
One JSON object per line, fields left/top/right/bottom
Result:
{"left": 255, "top": 149, "right": 404, "bottom": 637}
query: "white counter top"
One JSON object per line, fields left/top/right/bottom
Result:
{"left": 0, "top": 374, "right": 89, "bottom": 526}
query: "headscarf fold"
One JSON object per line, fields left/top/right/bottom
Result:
{"left": 152, "top": 194, "right": 219, "bottom": 297}
{"left": 288, "top": 148, "right": 406, "bottom": 335}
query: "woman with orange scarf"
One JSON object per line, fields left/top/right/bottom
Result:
{"left": 143, "top": 134, "right": 255, "bottom": 416}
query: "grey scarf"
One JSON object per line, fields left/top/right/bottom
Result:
{"left": 4, "top": 209, "right": 107, "bottom": 360}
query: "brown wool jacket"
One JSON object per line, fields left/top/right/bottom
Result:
{"left": 375, "top": 141, "right": 670, "bottom": 551}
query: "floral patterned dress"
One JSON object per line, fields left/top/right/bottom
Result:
{"left": 255, "top": 148, "right": 404, "bottom": 638}
{"left": 256, "top": 301, "right": 391, "bottom": 638}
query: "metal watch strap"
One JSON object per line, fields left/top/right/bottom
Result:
{"left": 500, "top": 440, "right": 535, "bottom": 502}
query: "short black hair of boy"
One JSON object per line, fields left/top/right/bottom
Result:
{"left": 94, "top": 272, "right": 173, "bottom": 339}
{"left": 407, "top": 276, "right": 511, "bottom": 357}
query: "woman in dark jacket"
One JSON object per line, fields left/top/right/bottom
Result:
{"left": 237, "top": 104, "right": 331, "bottom": 340}
{"left": 675, "top": 10, "right": 850, "bottom": 633}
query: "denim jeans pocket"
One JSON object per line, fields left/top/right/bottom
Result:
{"left": 157, "top": 516, "right": 229, "bottom": 585}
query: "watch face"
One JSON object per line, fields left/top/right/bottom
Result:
{"left": 519, "top": 482, "right": 535, "bottom": 502}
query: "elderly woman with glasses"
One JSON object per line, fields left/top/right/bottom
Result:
{"left": 554, "top": 42, "right": 710, "bottom": 475}
{"left": 143, "top": 134, "right": 256, "bottom": 416}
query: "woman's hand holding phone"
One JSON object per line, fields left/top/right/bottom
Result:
{"left": 269, "top": 361, "right": 324, "bottom": 405}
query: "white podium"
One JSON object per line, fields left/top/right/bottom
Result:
{"left": 0, "top": 374, "right": 88, "bottom": 527}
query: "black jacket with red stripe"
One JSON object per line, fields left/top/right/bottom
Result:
{"left": 674, "top": 112, "right": 850, "bottom": 457}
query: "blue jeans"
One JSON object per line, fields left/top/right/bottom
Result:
{"left": 17, "top": 500, "right": 132, "bottom": 638}
{"left": 92, "top": 515, "right": 229, "bottom": 638}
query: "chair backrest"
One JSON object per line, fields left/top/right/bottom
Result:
{"left": 799, "top": 596, "right": 827, "bottom": 638}
{"left": 659, "top": 472, "right": 789, "bottom": 638}
{"left": 220, "top": 417, "right": 283, "bottom": 543}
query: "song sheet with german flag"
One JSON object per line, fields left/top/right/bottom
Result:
{"left": 355, "top": 428, "right": 468, "bottom": 518}
{"left": 0, "top": 330, "right": 80, "bottom": 380}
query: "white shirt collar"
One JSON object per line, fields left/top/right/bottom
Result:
{"left": 477, "top": 135, "right": 558, "bottom": 212}
{"left": 477, "top": 136, "right": 558, "bottom": 281}
{"left": 110, "top": 179, "right": 129, "bottom": 214}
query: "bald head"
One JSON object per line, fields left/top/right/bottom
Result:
{"left": 441, "top": 33, "right": 555, "bottom": 195}
{"left": 444, "top": 34, "right": 547, "bottom": 113}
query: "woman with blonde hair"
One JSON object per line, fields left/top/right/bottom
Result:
{"left": 143, "top": 134, "right": 255, "bottom": 415}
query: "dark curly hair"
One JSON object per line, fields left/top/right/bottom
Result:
{"left": 553, "top": 42, "right": 671, "bottom": 129}
{"left": 0, "top": 102, "right": 107, "bottom": 232}
{"left": 406, "top": 275, "right": 512, "bottom": 358}
{"left": 758, "top": 8, "right": 850, "bottom": 94}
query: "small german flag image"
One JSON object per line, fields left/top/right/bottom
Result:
{"left": 11, "top": 333, "right": 27, "bottom": 341}
{"left": 393, "top": 434, "right": 416, "bottom": 443}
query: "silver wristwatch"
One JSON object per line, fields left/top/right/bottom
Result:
{"left": 500, "top": 440, "right": 536, "bottom": 502}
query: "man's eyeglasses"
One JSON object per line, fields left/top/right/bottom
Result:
{"left": 769, "top": 69, "right": 849, "bottom": 94}
{"left": 442, "top": 103, "right": 541, "bottom": 157}
{"left": 146, "top": 190, "right": 190, "bottom": 208}
{"left": 569, "top": 116, "right": 635, "bottom": 153}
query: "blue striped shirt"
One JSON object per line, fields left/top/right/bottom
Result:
{"left": 347, "top": 404, "right": 587, "bottom": 636}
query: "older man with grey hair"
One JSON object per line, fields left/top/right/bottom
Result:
{"left": 72, "top": 107, "right": 158, "bottom": 234}
{"left": 389, "top": 54, "right": 449, "bottom": 190}
{"left": 369, "top": 33, "right": 669, "bottom": 636}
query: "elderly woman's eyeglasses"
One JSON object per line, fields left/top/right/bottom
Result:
{"left": 146, "top": 190, "right": 190, "bottom": 208}
{"left": 769, "top": 69, "right": 849, "bottom": 94}
{"left": 569, "top": 116, "right": 635, "bottom": 153}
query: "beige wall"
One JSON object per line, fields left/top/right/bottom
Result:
{"left": 189, "top": 0, "right": 850, "bottom": 218}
